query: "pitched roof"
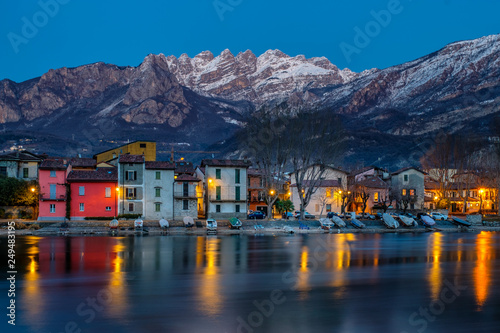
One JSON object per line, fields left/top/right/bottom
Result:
{"left": 248, "top": 168, "right": 265, "bottom": 176}
{"left": 291, "top": 179, "right": 341, "bottom": 188}
{"left": 119, "top": 154, "right": 144, "bottom": 163}
{"left": 349, "top": 166, "right": 378, "bottom": 176}
{"left": 175, "top": 161, "right": 196, "bottom": 174}
{"left": 201, "top": 159, "right": 252, "bottom": 168}
{"left": 357, "top": 176, "right": 388, "bottom": 189}
{"left": 70, "top": 157, "right": 96, "bottom": 168}
{"left": 0, "top": 151, "right": 43, "bottom": 162}
{"left": 175, "top": 174, "right": 201, "bottom": 182}
{"left": 39, "top": 159, "right": 69, "bottom": 170}
{"left": 93, "top": 140, "right": 155, "bottom": 157}
{"left": 67, "top": 168, "right": 118, "bottom": 182}
{"left": 392, "top": 167, "right": 426, "bottom": 176}
{"left": 145, "top": 161, "right": 175, "bottom": 170}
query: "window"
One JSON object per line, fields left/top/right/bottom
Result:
{"left": 155, "top": 203, "right": 161, "bottom": 212}
{"left": 50, "top": 184, "right": 56, "bottom": 199}
{"left": 337, "top": 178, "right": 342, "bottom": 185}
{"left": 236, "top": 204, "right": 240, "bottom": 213}
{"left": 50, "top": 204, "right": 56, "bottom": 213}
{"left": 315, "top": 204, "right": 320, "bottom": 212}
{"left": 235, "top": 169, "right": 240, "bottom": 184}
{"left": 410, "top": 189, "right": 415, "bottom": 196}
{"left": 402, "top": 189, "right": 407, "bottom": 196}
{"left": 183, "top": 182, "right": 189, "bottom": 196}
{"left": 326, "top": 190, "right": 331, "bottom": 198}
{"left": 105, "top": 187, "right": 111, "bottom": 198}
{"left": 127, "top": 188, "right": 137, "bottom": 199}
{"left": 183, "top": 200, "right": 189, "bottom": 210}
{"left": 126, "top": 171, "right": 136, "bottom": 181}
{"left": 112, "top": 153, "right": 116, "bottom": 159}
{"left": 326, "top": 204, "right": 332, "bottom": 212}
{"left": 235, "top": 186, "right": 241, "bottom": 201}
{"left": 216, "top": 204, "right": 221, "bottom": 213}
{"left": 79, "top": 186, "right": 85, "bottom": 196}
{"left": 140, "top": 143, "right": 147, "bottom": 148}
{"left": 216, "top": 186, "right": 221, "bottom": 200}
{"left": 0, "top": 167, "right": 6, "bottom": 177}
{"left": 404, "top": 174, "right": 409, "bottom": 182}
{"left": 128, "top": 203, "right": 134, "bottom": 212}
{"left": 155, "top": 188, "right": 161, "bottom": 197}
{"left": 50, "top": 170, "right": 56, "bottom": 177}
{"left": 216, "top": 169, "right": 221, "bottom": 179}
{"left": 155, "top": 171, "right": 161, "bottom": 180}
{"left": 79, "top": 203, "right": 85, "bottom": 212}
{"left": 23, "top": 168, "right": 29, "bottom": 178}
{"left": 105, "top": 206, "right": 111, "bottom": 211}
{"left": 374, "top": 192, "right": 379, "bottom": 202}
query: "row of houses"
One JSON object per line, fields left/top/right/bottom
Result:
{"left": 1, "top": 140, "right": 497, "bottom": 220}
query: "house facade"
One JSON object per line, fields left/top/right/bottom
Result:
{"left": 118, "top": 155, "right": 145, "bottom": 217}
{"left": 144, "top": 161, "right": 175, "bottom": 220}
{"left": 173, "top": 174, "right": 201, "bottom": 220}
{"left": 94, "top": 140, "right": 156, "bottom": 164}
{"left": 200, "top": 159, "right": 251, "bottom": 219}
{"left": 38, "top": 159, "right": 69, "bottom": 221}
{"left": 67, "top": 168, "right": 118, "bottom": 220}
{"left": 0, "top": 151, "right": 42, "bottom": 180}
{"left": 391, "top": 167, "right": 425, "bottom": 211}
{"left": 290, "top": 165, "right": 348, "bottom": 216}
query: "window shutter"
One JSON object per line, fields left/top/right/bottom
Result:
{"left": 134, "top": 188, "right": 137, "bottom": 197}
{"left": 125, "top": 172, "right": 128, "bottom": 180}
{"left": 134, "top": 171, "right": 137, "bottom": 180}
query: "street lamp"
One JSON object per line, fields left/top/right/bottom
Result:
{"left": 479, "top": 188, "right": 485, "bottom": 214}
{"left": 115, "top": 187, "right": 120, "bottom": 218}
{"left": 31, "top": 187, "right": 35, "bottom": 192}
{"left": 270, "top": 190, "right": 275, "bottom": 196}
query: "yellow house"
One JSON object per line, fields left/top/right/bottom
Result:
{"left": 93, "top": 141, "right": 156, "bottom": 163}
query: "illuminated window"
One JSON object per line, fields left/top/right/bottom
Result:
{"left": 410, "top": 189, "right": 415, "bottom": 196}
{"left": 402, "top": 189, "right": 407, "bottom": 196}
{"left": 374, "top": 192, "right": 379, "bottom": 202}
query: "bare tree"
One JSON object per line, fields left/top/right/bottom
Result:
{"left": 354, "top": 184, "right": 370, "bottom": 215}
{"left": 452, "top": 137, "right": 478, "bottom": 213}
{"left": 314, "top": 191, "right": 333, "bottom": 218}
{"left": 287, "top": 112, "right": 344, "bottom": 220}
{"left": 392, "top": 185, "right": 418, "bottom": 214}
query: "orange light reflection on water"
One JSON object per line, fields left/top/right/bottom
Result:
{"left": 474, "top": 231, "right": 494, "bottom": 310}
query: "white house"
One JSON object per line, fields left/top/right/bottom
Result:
{"left": 199, "top": 159, "right": 252, "bottom": 219}
{"left": 117, "top": 155, "right": 145, "bottom": 217}
{"left": 143, "top": 161, "right": 175, "bottom": 220}
{"left": 0, "top": 151, "right": 42, "bottom": 180}
{"left": 290, "top": 165, "right": 348, "bottom": 216}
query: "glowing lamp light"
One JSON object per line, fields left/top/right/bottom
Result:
{"left": 434, "top": 196, "right": 438, "bottom": 200}
{"left": 339, "top": 190, "right": 342, "bottom": 194}
{"left": 116, "top": 187, "right": 120, "bottom": 192}
{"left": 31, "top": 187, "right": 35, "bottom": 192}
{"left": 270, "top": 190, "right": 275, "bottom": 196}
{"left": 208, "top": 178, "right": 213, "bottom": 184}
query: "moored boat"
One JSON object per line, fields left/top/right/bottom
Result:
{"left": 349, "top": 212, "right": 366, "bottom": 229}
{"left": 206, "top": 219, "right": 217, "bottom": 233}
{"left": 382, "top": 213, "right": 399, "bottom": 229}
{"left": 399, "top": 215, "right": 417, "bottom": 227}
{"left": 331, "top": 215, "right": 346, "bottom": 228}
{"left": 134, "top": 219, "right": 144, "bottom": 230}
{"left": 450, "top": 216, "right": 472, "bottom": 227}
{"left": 109, "top": 218, "right": 119, "bottom": 230}
{"left": 419, "top": 214, "right": 436, "bottom": 227}
{"left": 159, "top": 218, "right": 169, "bottom": 228}
{"left": 319, "top": 218, "right": 334, "bottom": 230}
{"left": 229, "top": 217, "right": 242, "bottom": 229}
{"left": 183, "top": 216, "right": 195, "bottom": 228}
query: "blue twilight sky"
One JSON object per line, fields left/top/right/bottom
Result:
{"left": 0, "top": 0, "right": 499, "bottom": 82}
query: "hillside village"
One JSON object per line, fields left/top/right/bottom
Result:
{"left": 0, "top": 140, "right": 497, "bottom": 222}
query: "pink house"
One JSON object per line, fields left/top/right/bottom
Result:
{"left": 67, "top": 168, "right": 118, "bottom": 219}
{"left": 38, "top": 159, "right": 70, "bottom": 221}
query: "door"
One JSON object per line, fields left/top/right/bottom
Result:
{"left": 50, "top": 184, "right": 56, "bottom": 199}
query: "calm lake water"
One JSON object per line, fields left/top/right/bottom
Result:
{"left": 1, "top": 232, "right": 500, "bottom": 333}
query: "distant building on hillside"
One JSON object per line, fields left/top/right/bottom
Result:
{"left": 93, "top": 141, "right": 156, "bottom": 164}
{"left": 0, "top": 151, "right": 43, "bottom": 180}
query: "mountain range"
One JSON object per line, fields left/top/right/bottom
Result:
{"left": 1, "top": 34, "right": 499, "bottom": 167}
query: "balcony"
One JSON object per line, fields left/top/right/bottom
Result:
{"left": 209, "top": 194, "right": 245, "bottom": 202}
{"left": 174, "top": 191, "right": 202, "bottom": 199}
{"left": 40, "top": 194, "right": 66, "bottom": 201}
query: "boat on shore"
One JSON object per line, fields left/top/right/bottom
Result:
{"left": 382, "top": 213, "right": 399, "bottom": 229}
{"left": 206, "top": 219, "right": 217, "bottom": 233}
{"left": 349, "top": 212, "right": 366, "bottom": 229}
{"left": 419, "top": 214, "right": 436, "bottom": 227}
{"left": 109, "top": 218, "right": 119, "bottom": 230}
{"left": 229, "top": 217, "right": 242, "bottom": 229}
{"left": 450, "top": 216, "right": 472, "bottom": 227}
{"left": 283, "top": 226, "right": 295, "bottom": 234}
{"left": 331, "top": 216, "right": 346, "bottom": 228}
{"left": 159, "top": 218, "right": 169, "bottom": 229}
{"left": 319, "top": 218, "right": 334, "bottom": 230}
{"left": 134, "top": 219, "right": 143, "bottom": 230}
{"left": 183, "top": 216, "right": 195, "bottom": 228}
{"left": 399, "top": 215, "right": 417, "bottom": 227}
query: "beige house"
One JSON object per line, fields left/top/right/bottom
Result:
{"left": 290, "top": 165, "right": 348, "bottom": 216}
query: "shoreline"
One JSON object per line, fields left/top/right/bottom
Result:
{"left": 1, "top": 218, "right": 500, "bottom": 236}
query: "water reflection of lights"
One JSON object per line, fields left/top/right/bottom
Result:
{"left": 296, "top": 246, "right": 311, "bottom": 299}
{"left": 107, "top": 239, "right": 128, "bottom": 318}
{"left": 329, "top": 234, "right": 355, "bottom": 299}
{"left": 428, "top": 233, "right": 443, "bottom": 300}
{"left": 474, "top": 232, "right": 493, "bottom": 310}
{"left": 22, "top": 237, "right": 42, "bottom": 328}
{"left": 198, "top": 237, "right": 223, "bottom": 317}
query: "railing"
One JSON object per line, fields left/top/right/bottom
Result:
{"left": 174, "top": 191, "right": 202, "bottom": 199}
{"left": 40, "top": 194, "right": 66, "bottom": 201}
